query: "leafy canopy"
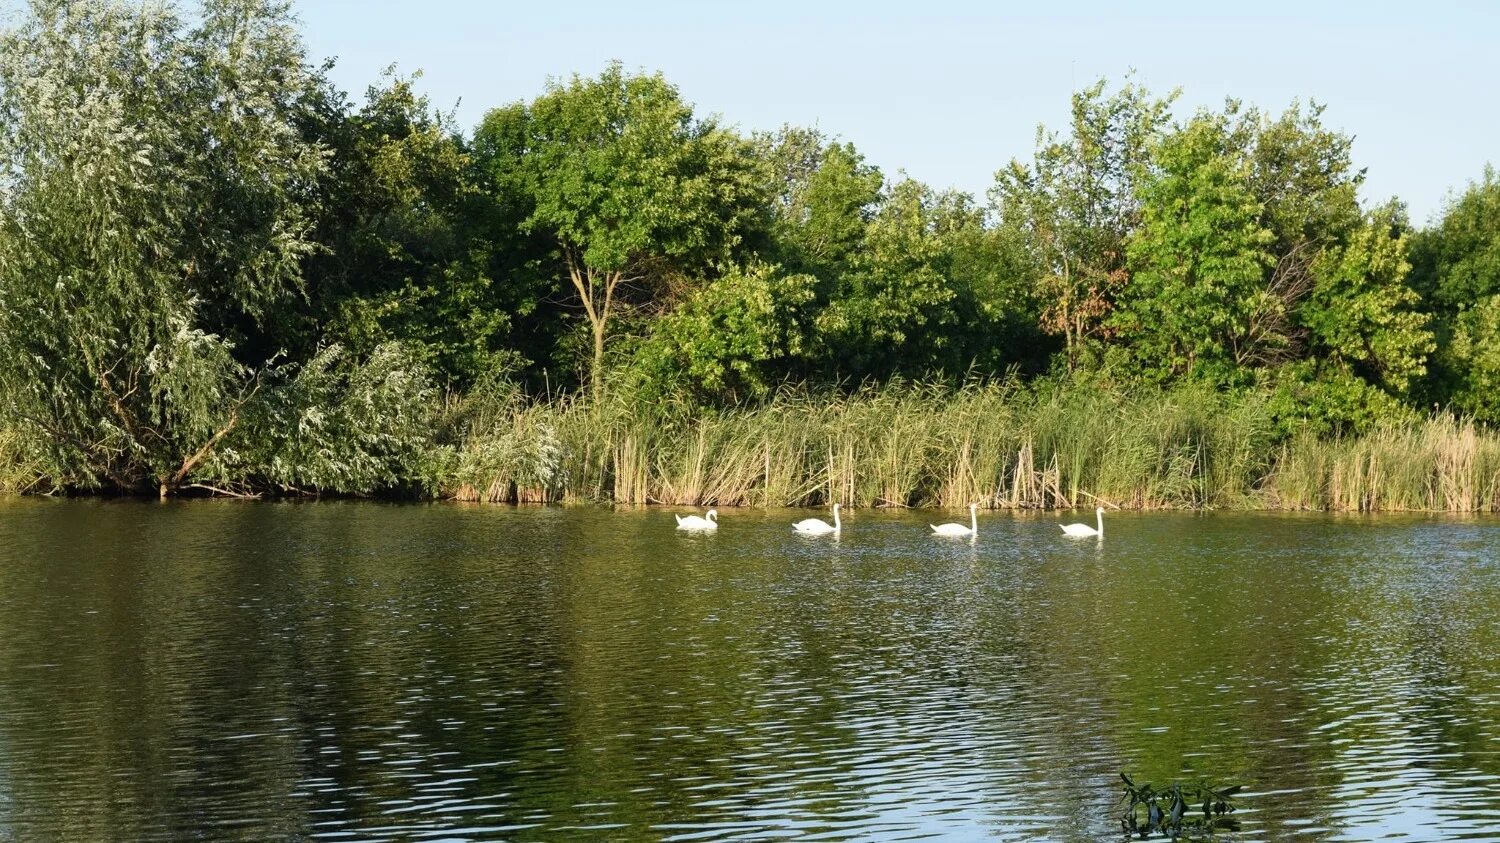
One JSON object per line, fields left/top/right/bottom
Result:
{"left": 0, "top": 0, "right": 325, "bottom": 491}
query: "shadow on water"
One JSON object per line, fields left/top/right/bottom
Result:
{"left": 0, "top": 501, "right": 1498, "bottom": 840}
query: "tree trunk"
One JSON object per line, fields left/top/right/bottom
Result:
{"left": 564, "top": 249, "right": 625, "bottom": 402}
{"left": 591, "top": 319, "right": 606, "bottom": 400}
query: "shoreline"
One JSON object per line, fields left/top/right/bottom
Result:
{"left": 5, "top": 492, "right": 1499, "bottom": 515}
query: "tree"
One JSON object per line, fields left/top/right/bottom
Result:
{"left": 1112, "top": 112, "right": 1276, "bottom": 383}
{"left": 992, "top": 79, "right": 1176, "bottom": 366}
{"left": 1300, "top": 202, "right": 1432, "bottom": 397}
{"left": 757, "top": 128, "right": 884, "bottom": 280}
{"left": 0, "top": 0, "right": 326, "bottom": 495}
{"left": 1411, "top": 168, "right": 1500, "bottom": 417}
{"left": 813, "top": 179, "right": 959, "bottom": 380}
{"left": 475, "top": 63, "right": 765, "bottom": 397}
{"left": 203, "top": 342, "right": 447, "bottom": 494}
{"left": 1441, "top": 296, "right": 1500, "bottom": 421}
{"left": 633, "top": 262, "right": 818, "bottom": 402}
{"left": 293, "top": 71, "right": 523, "bottom": 388}
{"left": 923, "top": 191, "right": 1048, "bottom": 375}
{"left": 1411, "top": 166, "right": 1500, "bottom": 309}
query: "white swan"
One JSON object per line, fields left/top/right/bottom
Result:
{"left": 675, "top": 509, "right": 718, "bottom": 531}
{"left": 1060, "top": 506, "right": 1105, "bottom": 538}
{"left": 793, "top": 503, "right": 841, "bottom": 535}
{"left": 931, "top": 503, "right": 978, "bottom": 537}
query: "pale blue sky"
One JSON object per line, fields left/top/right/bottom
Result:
{"left": 297, "top": 1, "right": 1496, "bottom": 224}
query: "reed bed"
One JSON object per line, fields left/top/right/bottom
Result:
{"left": 9, "top": 386, "right": 1497, "bottom": 510}
{"left": 446, "top": 381, "right": 1500, "bottom": 511}
{"left": 1266, "top": 416, "right": 1500, "bottom": 512}
{"left": 444, "top": 380, "right": 1317, "bottom": 510}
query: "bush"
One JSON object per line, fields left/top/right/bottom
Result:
{"left": 205, "top": 343, "right": 448, "bottom": 495}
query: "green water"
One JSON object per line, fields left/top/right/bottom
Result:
{"left": 0, "top": 500, "right": 1497, "bottom": 841}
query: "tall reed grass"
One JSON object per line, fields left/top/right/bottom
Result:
{"left": 9, "top": 385, "right": 1500, "bottom": 510}
{"left": 445, "top": 379, "right": 1349, "bottom": 510}
{"left": 1266, "top": 416, "right": 1500, "bottom": 511}
{"left": 447, "top": 381, "right": 1500, "bottom": 511}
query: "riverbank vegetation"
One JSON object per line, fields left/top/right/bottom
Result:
{"left": 2, "top": 0, "right": 1498, "bottom": 509}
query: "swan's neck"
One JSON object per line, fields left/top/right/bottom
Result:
{"left": 970, "top": 507, "right": 977, "bottom": 532}
{"left": 1096, "top": 510, "right": 1103, "bottom": 535}
{"left": 708, "top": 511, "right": 717, "bottom": 522}
{"left": 833, "top": 506, "right": 841, "bottom": 529}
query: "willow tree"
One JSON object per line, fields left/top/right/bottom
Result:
{"left": 476, "top": 63, "right": 763, "bottom": 397}
{"left": 0, "top": 0, "right": 325, "bottom": 494}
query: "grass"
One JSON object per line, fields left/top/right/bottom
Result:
{"left": 446, "top": 380, "right": 1500, "bottom": 511}
{"left": 1266, "top": 416, "right": 1500, "bottom": 512}
{"left": 11, "top": 382, "right": 1499, "bottom": 511}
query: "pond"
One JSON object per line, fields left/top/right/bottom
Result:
{"left": 0, "top": 500, "right": 1497, "bottom": 841}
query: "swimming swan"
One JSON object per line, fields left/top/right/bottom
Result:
{"left": 675, "top": 509, "right": 719, "bottom": 531}
{"left": 931, "top": 503, "right": 978, "bottom": 537}
{"left": 1060, "top": 506, "right": 1105, "bottom": 538}
{"left": 793, "top": 503, "right": 841, "bottom": 535}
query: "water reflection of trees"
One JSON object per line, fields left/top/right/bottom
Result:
{"left": 1, "top": 506, "right": 1498, "bottom": 840}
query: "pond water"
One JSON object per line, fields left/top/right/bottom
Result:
{"left": 0, "top": 500, "right": 1497, "bottom": 841}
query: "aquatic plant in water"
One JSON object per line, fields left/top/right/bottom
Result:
{"left": 1119, "top": 774, "right": 1240, "bottom": 838}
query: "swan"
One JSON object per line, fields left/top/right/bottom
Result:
{"left": 793, "top": 503, "right": 841, "bottom": 535}
{"left": 931, "top": 503, "right": 978, "bottom": 537}
{"left": 675, "top": 509, "right": 718, "bottom": 531}
{"left": 1060, "top": 506, "right": 1105, "bottom": 538}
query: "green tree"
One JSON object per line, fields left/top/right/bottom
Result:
{"left": 1113, "top": 112, "right": 1276, "bottom": 383}
{"left": 476, "top": 63, "right": 765, "bottom": 396}
{"left": 204, "top": 342, "right": 446, "bottom": 494}
{"left": 992, "top": 79, "right": 1176, "bottom": 366}
{"left": 293, "top": 71, "right": 523, "bottom": 388}
{"left": 924, "top": 191, "right": 1047, "bottom": 375}
{"left": 1442, "top": 296, "right": 1500, "bottom": 421}
{"left": 1412, "top": 168, "right": 1500, "bottom": 418}
{"left": 1300, "top": 202, "right": 1432, "bottom": 397}
{"left": 1412, "top": 167, "right": 1500, "bottom": 308}
{"left": 813, "top": 179, "right": 960, "bottom": 379}
{"left": 634, "top": 262, "right": 818, "bottom": 402}
{"left": 757, "top": 128, "right": 884, "bottom": 280}
{"left": 1114, "top": 100, "right": 1430, "bottom": 429}
{"left": 1248, "top": 102, "right": 1364, "bottom": 257}
{"left": 0, "top": 0, "right": 325, "bottom": 495}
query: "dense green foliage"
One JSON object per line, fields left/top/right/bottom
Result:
{"left": 0, "top": 0, "right": 323, "bottom": 495}
{"left": 1412, "top": 167, "right": 1500, "bottom": 422}
{"left": 1, "top": 0, "right": 1497, "bottom": 507}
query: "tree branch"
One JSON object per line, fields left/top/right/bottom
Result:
{"left": 168, "top": 408, "right": 239, "bottom": 489}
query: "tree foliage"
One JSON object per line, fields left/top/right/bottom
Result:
{"left": 0, "top": 0, "right": 324, "bottom": 493}
{"left": 294, "top": 71, "right": 523, "bottom": 388}
{"left": 634, "top": 262, "right": 817, "bottom": 402}
{"left": 1113, "top": 110, "right": 1276, "bottom": 383}
{"left": 205, "top": 342, "right": 447, "bottom": 494}
{"left": 0, "top": 3, "right": 1495, "bottom": 496}
{"left": 1415, "top": 169, "right": 1500, "bottom": 419}
{"left": 476, "top": 63, "right": 765, "bottom": 395}
{"left": 993, "top": 80, "right": 1175, "bottom": 365}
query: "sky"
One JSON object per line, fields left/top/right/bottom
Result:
{"left": 292, "top": 1, "right": 1497, "bottom": 224}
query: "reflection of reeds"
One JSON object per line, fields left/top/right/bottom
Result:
{"left": 1267, "top": 415, "right": 1500, "bottom": 512}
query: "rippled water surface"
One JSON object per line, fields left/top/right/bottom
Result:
{"left": 0, "top": 501, "right": 1498, "bottom": 841}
